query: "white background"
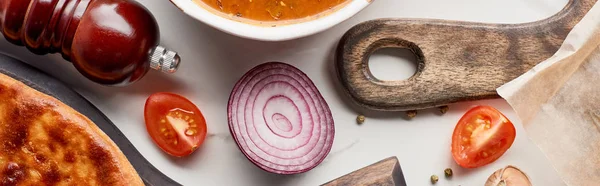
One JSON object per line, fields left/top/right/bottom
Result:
{"left": 0, "top": 0, "right": 569, "bottom": 185}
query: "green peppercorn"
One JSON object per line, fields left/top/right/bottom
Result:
{"left": 356, "top": 115, "right": 365, "bottom": 124}
{"left": 430, "top": 175, "right": 439, "bottom": 184}
{"left": 444, "top": 168, "right": 453, "bottom": 178}
{"left": 406, "top": 110, "right": 417, "bottom": 118}
{"left": 439, "top": 106, "right": 449, "bottom": 114}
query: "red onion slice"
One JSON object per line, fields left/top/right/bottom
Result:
{"left": 228, "top": 62, "right": 335, "bottom": 174}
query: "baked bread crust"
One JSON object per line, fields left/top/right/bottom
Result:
{"left": 0, "top": 72, "right": 143, "bottom": 185}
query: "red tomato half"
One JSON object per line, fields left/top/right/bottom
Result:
{"left": 144, "top": 92, "right": 207, "bottom": 157}
{"left": 451, "top": 105, "right": 516, "bottom": 168}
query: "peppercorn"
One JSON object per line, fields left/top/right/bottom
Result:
{"left": 431, "top": 175, "right": 439, "bottom": 184}
{"left": 356, "top": 115, "right": 365, "bottom": 125}
{"left": 444, "top": 168, "right": 453, "bottom": 178}
{"left": 439, "top": 106, "right": 449, "bottom": 114}
{"left": 406, "top": 110, "right": 417, "bottom": 118}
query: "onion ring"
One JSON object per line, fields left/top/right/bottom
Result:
{"left": 228, "top": 62, "right": 334, "bottom": 174}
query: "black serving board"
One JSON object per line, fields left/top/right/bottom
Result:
{"left": 0, "top": 53, "right": 181, "bottom": 186}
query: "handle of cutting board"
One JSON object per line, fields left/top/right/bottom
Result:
{"left": 335, "top": 0, "right": 596, "bottom": 111}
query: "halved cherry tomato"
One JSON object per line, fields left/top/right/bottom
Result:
{"left": 144, "top": 92, "right": 207, "bottom": 157}
{"left": 451, "top": 105, "right": 516, "bottom": 168}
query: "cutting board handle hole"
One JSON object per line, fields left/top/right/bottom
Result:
{"left": 368, "top": 47, "right": 419, "bottom": 81}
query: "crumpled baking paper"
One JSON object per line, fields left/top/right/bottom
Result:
{"left": 497, "top": 2, "right": 600, "bottom": 186}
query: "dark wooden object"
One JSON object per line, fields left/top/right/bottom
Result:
{"left": 321, "top": 156, "right": 407, "bottom": 186}
{"left": 0, "top": 0, "right": 179, "bottom": 86}
{"left": 336, "top": 0, "right": 597, "bottom": 111}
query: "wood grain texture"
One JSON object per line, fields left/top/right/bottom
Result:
{"left": 335, "top": 0, "right": 597, "bottom": 111}
{"left": 321, "top": 157, "right": 406, "bottom": 186}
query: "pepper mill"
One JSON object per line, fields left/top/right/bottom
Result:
{"left": 0, "top": 0, "right": 180, "bottom": 86}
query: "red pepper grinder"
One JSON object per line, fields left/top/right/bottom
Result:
{"left": 0, "top": 0, "right": 180, "bottom": 86}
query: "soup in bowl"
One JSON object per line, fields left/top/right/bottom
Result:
{"left": 169, "top": 0, "right": 371, "bottom": 41}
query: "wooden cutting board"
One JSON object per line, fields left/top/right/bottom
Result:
{"left": 0, "top": 53, "right": 181, "bottom": 186}
{"left": 336, "top": 0, "right": 597, "bottom": 112}
{"left": 322, "top": 156, "right": 407, "bottom": 186}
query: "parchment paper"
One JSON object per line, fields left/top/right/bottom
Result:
{"left": 497, "top": 2, "right": 600, "bottom": 186}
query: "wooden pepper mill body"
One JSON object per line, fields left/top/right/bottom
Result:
{"left": 0, "top": 0, "right": 179, "bottom": 85}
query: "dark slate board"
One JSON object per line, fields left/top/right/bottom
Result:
{"left": 0, "top": 53, "right": 181, "bottom": 186}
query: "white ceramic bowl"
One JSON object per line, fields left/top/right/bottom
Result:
{"left": 169, "top": 0, "right": 371, "bottom": 41}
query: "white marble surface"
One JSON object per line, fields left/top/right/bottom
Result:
{"left": 0, "top": 0, "right": 570, "bottom": 185}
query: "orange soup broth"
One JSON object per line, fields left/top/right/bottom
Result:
{"left": 193, "top": 0, "right": 350, "bottom": 25}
